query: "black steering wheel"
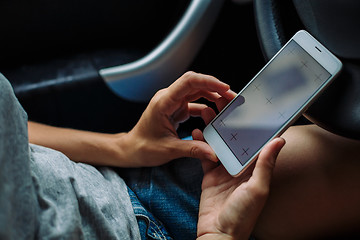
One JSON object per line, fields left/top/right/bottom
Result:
{"left": 254, "top": 0, "right": 360, "bottom": 140}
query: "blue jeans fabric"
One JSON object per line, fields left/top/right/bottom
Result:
{"left": 127, "top": 187, "right": 173, "bottom": 240}
{"left": 118, "top": 157, "right": 203, "bottom": 240}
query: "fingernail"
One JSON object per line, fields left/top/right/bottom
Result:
{"left": 207, "top": 153, "right": 218, "bottom": 162}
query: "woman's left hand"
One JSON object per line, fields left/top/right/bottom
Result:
{"left": 122, "top": 71, "right": 236, "bottom": 167}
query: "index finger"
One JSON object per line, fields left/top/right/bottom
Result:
{"left": 167, "top": 71, "right": 230, "bottom": 102}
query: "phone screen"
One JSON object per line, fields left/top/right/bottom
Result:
{"left": 212, "top": 40, "right": 331, "bottom": 166}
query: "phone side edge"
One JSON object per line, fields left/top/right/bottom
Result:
{"left": 203, "top": 124, "right": 243, "bottom": 176}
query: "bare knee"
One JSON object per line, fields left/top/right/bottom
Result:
{"left": 253, "top": 125, "right": 360, "bottom": 239}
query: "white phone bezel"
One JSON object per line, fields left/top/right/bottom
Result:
{"left": 203, "top": 30, "right": 342, "bottom": 177}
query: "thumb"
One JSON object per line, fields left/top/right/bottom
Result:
{"left": 251, "top": 137, "right": 286, "bottom": 186}
{"left": 175, "top": 139, "right": 217, "bottom": 162}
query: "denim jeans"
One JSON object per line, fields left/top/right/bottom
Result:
{"left": 118, "top": 157, "right": 203, "bottom": 240}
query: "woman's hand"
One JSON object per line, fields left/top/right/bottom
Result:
{"left": 121, "top": 71, "right": 236, "bottom": 167}
{"left": 195, "top": 137, "right": 285, "bottom": 240}
{"left": 29, "top": 71, "right": 235, "bottom": 168}
{"left": 191, "top": 92, "right": 285, "bottom": 240}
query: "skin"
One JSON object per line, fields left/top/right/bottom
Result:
{"left": 192, "top": 90, "right": 285, "bottom": 240}
{"left": 194, "top": 91, "right": 360, "bottom": 239}
{"left": 28, "top": 71, "right": 360, "bottom": 239}
{"left": 29, "top": 71, "right": 285, "bottom": 240}
{"left": 194, "top": 135, "right": 285, "bottom": 240}
{"left": 253, "top": 125, "right": 360, "bottom": 239}
{"left": 29, "top": 72, "right": 235, "bottom": 167}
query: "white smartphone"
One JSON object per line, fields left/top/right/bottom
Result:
{"left": 203, "top": 30, "right": 342, "bottom": 177}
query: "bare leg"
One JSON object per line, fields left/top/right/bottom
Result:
{"left": 254, "top": 124, "right": 360, "bottom": 239}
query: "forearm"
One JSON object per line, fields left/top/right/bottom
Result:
{"left": 28, "top": 121, "right": 131, "bottom": 167}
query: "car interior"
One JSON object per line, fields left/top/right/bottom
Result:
{"left": 2, "top": 0, "right": 359, "bottom": 141}
{"left": 1, "top": 0, "right": 360, "bottom": 237}
{"left": 0, "top": 0, "right": 265, "bottom": 136}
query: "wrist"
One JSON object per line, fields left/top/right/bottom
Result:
{"left": 111, "top": 130, "right": 147, "bottom": 167}
{"left": 96, "top": 132, "right": 131, "bottom": 167}
{"left": 197, "top": 233, "right": 235, "bottom": 240}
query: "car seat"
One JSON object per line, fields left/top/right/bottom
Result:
{"left": 254, "top": 0, "right": 360, "bottom": 139}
